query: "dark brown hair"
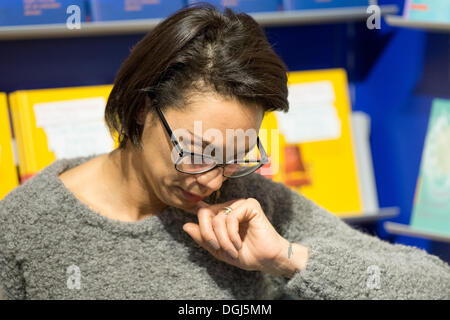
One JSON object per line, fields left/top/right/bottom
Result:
{"left": 105, "top": 2, "right": 289, "bottom": 149}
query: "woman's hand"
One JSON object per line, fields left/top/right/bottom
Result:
{"left": 183, "top": 198, "right": 308, "bottom": 278}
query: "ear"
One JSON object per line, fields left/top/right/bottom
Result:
{"left": 137, "top": 95, "right": 152, "bottom": 126}
{"left": 136, "top": 106, "right": 147, "bottom": 126}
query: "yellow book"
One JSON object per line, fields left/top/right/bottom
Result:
{"left": 8, "top": 85, "right": 115, "bottom": 182}
{"left": 258, "top": 69, "right": 363, "bottom": 217}
{"left": 0, "top": 92, "right": 19, "bottom": 199}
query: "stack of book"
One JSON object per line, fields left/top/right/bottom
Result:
{"left": 187, "top": 0, "right": 280, "bottom": 13}
{"left": 88, "top": 0, "right": 186, "bottom": 21}
{"left": 283, "top": 0, "right": 371, "bottom": 11}
{"left": 410, "top": 98, "right": 450, "bottom": 237}
{"left": 403, "top": 0, "right": 450, "bottom": 22}
{"left": 0, "top": 0, "right": 86, "bottom": 26}
{"left": 257, "top": 69, "right": 366, "bottom": 217}
{"left": 8, "top": 85, "right": 115, "bottom": 183}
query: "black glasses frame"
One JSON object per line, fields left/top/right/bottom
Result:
{"left": 152, "top": 101, "right": 269, "bottom": 178}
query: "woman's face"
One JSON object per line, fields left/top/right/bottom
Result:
{"left": 137, "top": 93, "right": 264, "bottom": 212}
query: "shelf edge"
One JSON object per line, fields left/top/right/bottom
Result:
{"left": 0, "top": 5, "right": 399, "bottom": 40}
{"left": 341, "top": 207, "right": 399, "bottom": 223}
{"left": 385, "top": 15, "right": 450, "bottom": 33}
{"left": 384, "top": 222, "right": 450, "bottom": 243}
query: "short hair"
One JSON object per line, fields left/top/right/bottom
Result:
{"left": 104, "top": 3, "right": 289, "bottom": 149}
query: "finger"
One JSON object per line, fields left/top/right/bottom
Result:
{"left": 228, "top": 198, "right": 261, "bottom": 223}
{"left": 226, "top": 214, "right": 242, "bottom": 251}
{"left": 224, "top": 199, "right": 261, "bottom": 245}
{"left": 183, "top": 223, "right": 236, "bottom": 263}
{"left": 182, "top": 222, "right": 219, "bottom": 253}
{"left": 212, "top": 212, "right": 239, "bottom": 259}
{"left": 208, "top": 198, "right": 246, "bottom": 215}
{"left": 198, "top": 207, "right": 220, "bottom": 250}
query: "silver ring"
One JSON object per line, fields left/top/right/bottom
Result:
{"left": 221, "top": 206, "right": 233, "bottom": 215}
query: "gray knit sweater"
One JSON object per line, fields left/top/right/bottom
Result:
{"left": 0, "top": 156, "right": 449, "bottom": 300}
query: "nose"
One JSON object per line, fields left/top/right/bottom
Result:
{"left": 194, "top": 167, "right": 226, "bottom": 191}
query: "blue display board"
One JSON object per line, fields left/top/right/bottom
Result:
{"left": 0, "top": 0, "right": 86, "bottom": 26}
{"left": 89, "top": 0, "right": 185, "bottom": 21}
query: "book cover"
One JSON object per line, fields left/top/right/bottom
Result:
{"left": 410, "top": 98, "right": 450, "bottom": 237}
{"left": 0, "top": 0, "right": 86, "bottom": 26}
{"left": 257, "top": 69, "right": 363, "bottom": 217}
{"left": 187, "top": 0, "right": 280, "bottom": 13}
{"left": 403, "top": 0, "right": 450, "bottom": 22}
{"left": 8, "top": 85, "right": 116, "bottom": 183}
{"left": 283, "top": 0, "right": 370, "bottom": 11}
{"left": 0, "top": 92, "right": 19, "bottom": 200}
{"left": 89, "top": 0, "right": 185, "bottom": 21}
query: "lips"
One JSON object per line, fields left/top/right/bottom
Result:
{"left": 179, "top": 188, "right": 206, "bottom": 202}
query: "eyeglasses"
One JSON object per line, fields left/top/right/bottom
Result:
{"left": 154, "top": 105, "right": 269, "bottom": 178}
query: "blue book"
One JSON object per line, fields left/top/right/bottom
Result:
{"left": 410, "top": 99, "right": 450, "bottom": 237}
{"left": 404, "top": 0, "right": 450, "bottom": 23}
{"left": 0, "top": 0, "right": 86, "bottom": 26}
{"left": 283, "top": 0, "right": 369, "bottom": 10}
{"left": 89, "top": 0, "right": 185, "bottom": 21}
{"left": 187, "top": 1, "right": 280, "bottom": 13}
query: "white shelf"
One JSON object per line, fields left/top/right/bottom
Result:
{"left": 385, "top": 15, "right": 450, "bottom": 33}
{"left": 341, "top": 206, "right": 399, "bottom": 224}
{"left": 0, "top": 5, "right": 399, "bottom": 40}
{"left": 384, "top": 222, "right": 450, "bottom": 243}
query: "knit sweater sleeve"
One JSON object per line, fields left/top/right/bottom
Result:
{"left": 0, "top": 205, "right": 26, "bottom": 300}
{"left": 248, "top": 175, "right": 450, "bottom": 300}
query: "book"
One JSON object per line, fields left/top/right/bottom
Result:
{"left": 403, "top": 0, "right": 450, "bottom": 23}
{"left": 410, "top": 98, "right": 450, "bottom": 237}
{"left": 283, "top": 0, "right": 371, "bottom": 11}
{"left": 351, "top": 111, "right": 379, "bottom": 214}
{"left": 8, "top": 85, "right": 116, "bottom": 183}
{"left": 257, "top": 69, "right": 363, "bottom": 217}
{"left": 0, "top": 92, "right": 19, "bottom": 200}
{"left": 89, "top": 0, "right": 185, "bottom": 21}
{"left": 0, "top": 0, "right": 86, "bottom": 26}
{"left": 187, "top": 0, "right": 280, "bottom": 13}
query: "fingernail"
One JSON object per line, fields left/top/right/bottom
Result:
{"left": 208, "top": 240, "right": 220, "bottom": 250}
{"left": 227, "top": 250, "right": 238, "bottom": 259}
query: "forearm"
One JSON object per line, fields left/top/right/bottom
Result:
{"left": 282, "top": 236, "right": 450, "bottom": 300}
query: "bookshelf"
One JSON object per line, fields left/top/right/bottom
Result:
{"left": 384, "top": 221, "right": 450, "bottom": 243}
{"left": 385, "top": 15, "right": 450, "bottom": 33}
{"left": 342, "top": 207, "right": 399, "bottom": 224}
{"left": 0, "top": 5, "right": 399, "bottom": 40}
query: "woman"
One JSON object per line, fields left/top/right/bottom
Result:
{"left": 0, "top": 4, "right": 449, "bottom": 300}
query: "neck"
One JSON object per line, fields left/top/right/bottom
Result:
{"left": 100, "top": 144, "right": 167, "bottom": 222}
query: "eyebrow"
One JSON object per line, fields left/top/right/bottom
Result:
{"left": 186, "top": 129, "right": 215, "bottom": 149}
